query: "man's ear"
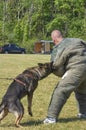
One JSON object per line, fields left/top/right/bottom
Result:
{"left": 38, "top": 63, "right": 43, "bottom": 67}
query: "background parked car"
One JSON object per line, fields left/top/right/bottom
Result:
{"left": 0, "top": 43, "right": 26, "bottom": 54}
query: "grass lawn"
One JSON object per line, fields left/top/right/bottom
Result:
{"left": 0, "top": 54, "right": 86, "bottom": 130}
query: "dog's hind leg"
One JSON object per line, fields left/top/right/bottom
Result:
{"left": 8, "top": 100, "right": 24, "bottom": 127}
{"left": 14, "top": 112, "right": 23, "bottom": 128}
{"left": 0, "top": 108, "right": 8, "bottom": 121}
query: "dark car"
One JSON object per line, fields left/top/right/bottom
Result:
{"left": 0, "top": 43, "right": 26, "bottom": 54}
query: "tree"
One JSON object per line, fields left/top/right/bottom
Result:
{"left": 0, "top": 0, "right": 86, "bottom": 50}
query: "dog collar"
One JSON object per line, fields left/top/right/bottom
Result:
{"left": 34, "top": 69, "right": 42, "bottom": 79}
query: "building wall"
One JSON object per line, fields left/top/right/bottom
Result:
{"left": 34, "top": 41, "right": 53, "bottom": 54}
{"left": 34, "top": 42, "right": 42, "bottom": 53}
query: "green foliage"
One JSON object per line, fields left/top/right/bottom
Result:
{"left": 0, "top": 21, "right": 3, "bottom": 41}
{"left": 13, "top": 21, "right": 23, "bottom": 42}
{"left": 46, "top": 14, "right": 68, "bottom": 36}
{"left": 0, "top": 0, "right": 86, "bottom": 51}
{"left": 22, "top": 38, "right": 38, "bottom": 53}
{"left": 23, "top": 23, "right": 29, "bottom": 42}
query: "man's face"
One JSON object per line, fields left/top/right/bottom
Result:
{"left": 51, "top": 35, "right": 59, "bottom": 45}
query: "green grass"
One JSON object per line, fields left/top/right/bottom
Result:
{"left": 0, "top": 54, "right": 86, "bottom": 130}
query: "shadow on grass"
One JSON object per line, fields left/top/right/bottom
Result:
{"left": 21, "top": 119, "right": 42, "bottom": 127}
{"left": 0, "top": 120, "right": 42, "bottom": 128}
{"left": 21, "top": 117, "right": 86, "bottom": 127}
{"left": 0, "top": 117, "right": 85, "bottom": 128}
{"left": 59, "top": 117, "right": 86, "bottom": 123}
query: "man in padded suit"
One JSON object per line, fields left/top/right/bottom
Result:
{"left": 43, "top": 30, "right": 86, "bottom": 123}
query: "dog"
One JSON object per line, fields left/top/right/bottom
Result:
{"left": 0, "top": 62, "right": 53, "bottom": 127}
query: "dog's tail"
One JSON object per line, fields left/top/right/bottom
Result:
{"left": 0, "top": 102, "right": 6, "bottom": 113}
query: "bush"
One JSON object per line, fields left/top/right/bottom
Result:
{"left": 22, "top": 38, "right": 38, "bottom": 54}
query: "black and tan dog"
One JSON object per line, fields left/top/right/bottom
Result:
{"left": 0, "top": 62, "right": 53, "bottom": 127}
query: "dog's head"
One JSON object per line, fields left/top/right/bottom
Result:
{"left": 37, "top": 62, "right": 53, "bottom": 79}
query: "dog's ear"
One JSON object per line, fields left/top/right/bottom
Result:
{"left": 38, "top": 63, "right": 43, "bottom": 67}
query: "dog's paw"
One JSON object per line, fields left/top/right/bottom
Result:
{"left": 29, "top": 111, "right": 33, "bottom": 116}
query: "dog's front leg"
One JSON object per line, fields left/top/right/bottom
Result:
{"left": 27, "top": 93, "right": 33, "bottom": 116}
